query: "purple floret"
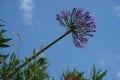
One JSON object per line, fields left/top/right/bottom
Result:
{"left": 56, "top": 7, "right": 96, "bottom": 48}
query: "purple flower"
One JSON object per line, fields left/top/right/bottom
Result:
{"left": 56, "top": 7, "right": 96, "bottom": 48}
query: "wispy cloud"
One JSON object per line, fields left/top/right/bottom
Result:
{"left": 19, "top": 0, "right": 35, "bottom": 25}
{"left": 97, "top": 53, "right": 120, "bottom": 68}
{"left": 98, "top": 60, "right": 105, "bottom": 68}
{"left": 117, "top": 72, "right": 120, "bottom": 78}
{"left": 114, "top": 5, "right": 120, "bottom": 17}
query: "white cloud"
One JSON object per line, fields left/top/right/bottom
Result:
{"left": 117, "top": 72, "right": 120, "bottom": 78}
{"left": 19, "top": 0, "right": 35, "bottom": 25}
{"left": 114, "top": 6, "right": 120, "bottom": 17}
{"left": 98, "top": 60, "right": 105, "bottom": 68}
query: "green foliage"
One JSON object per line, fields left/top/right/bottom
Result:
{"left": 0, "top": 52, "right": 50, "bottom": 80}
{"left": 62, "top": 68, "right": 86, "bottom": 80}
{"left": 0, "top": 21, "right": 50, "bottom": 80}
{"left": 0, "top": 53, "right": 22, "bottom": 80}
{"left": 0, "top": 20, "right": 22, "bottom": 79}
{"left": 91, "top": 65, "right": 107, "bottom": 80}
{"left": 23, "top": 49, "right": 50, "bottom": 80}
{"left": 62, "top": 66, "right": 107, "bottom": 80}
{"left": 0, "top": 21, "right": 11, "bottom": 48}
{"left": 0, "top": 53, "right": 9, "bottom": 64}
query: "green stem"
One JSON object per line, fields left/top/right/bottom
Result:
{"left": 9, "top": 29, "right": 72, "bottom": 77}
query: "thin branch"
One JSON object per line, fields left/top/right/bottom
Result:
{"left": 8, "top": 29, "right": 72, "bottom": 77}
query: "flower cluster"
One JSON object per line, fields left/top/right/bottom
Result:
{"left": 56, "top": 7, "right": 96, "bottom": 48}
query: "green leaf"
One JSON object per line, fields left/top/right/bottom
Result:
{"left": 92, "top": 65, "right": 97, "bottom": 79}
{"left": 91, "top": 65, "right": 107, "bottom": 80}
{"left": 96, "top": 70, "right": 107, "bottom": 80}
{"left": 0, "top": 43, "right": 10, "bottom": 47}
{"left": 0, "top": 19, "right": 6, "bottom": 22}
{"left": 10, "top": 53, "right": 15, "bottom": 61}
{"left": 0, "top": 53, "right": 9, "bottom": 64}
{"left": 0, "top": 24, "right": 5, "bottom": 27}
{"left": 0, "top": 29, "right": 7, "bottom": 34}
{"left": 0, "top": 38, "right": 11, "bottom": 43}
{"left": 13, "top": 59, "right": 20, "bottom": 67}
{"left": 0, "top": 54, "right": 9, "bottom": 58}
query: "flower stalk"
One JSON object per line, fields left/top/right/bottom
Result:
{"left": 8, "top": 29, "right": 72, "bottom": 77}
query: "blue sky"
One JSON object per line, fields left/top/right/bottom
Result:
{"left": 1, "top": 0, "right": 120, "bottom": 79}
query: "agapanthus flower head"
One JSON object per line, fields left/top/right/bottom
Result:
{"left": 56, "top": 7, "right": 96, "bottom": 48}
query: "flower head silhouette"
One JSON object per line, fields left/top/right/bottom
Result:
{"left": 56, "top": 7, "right": 96, "bottom": 48}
